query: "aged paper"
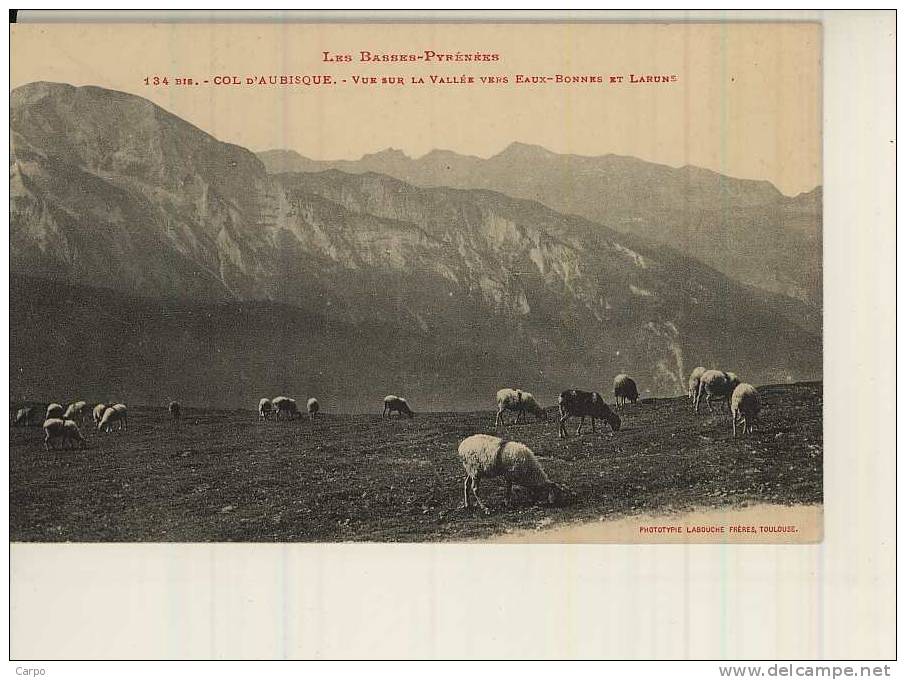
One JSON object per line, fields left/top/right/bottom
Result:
{"left": 7, "top": 12, "right": 894, "bottom": 660}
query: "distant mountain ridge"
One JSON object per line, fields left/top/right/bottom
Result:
{"left": 10, "top": 82, "right": 820, "bottom": 409}
{"left": 259, "top": 144, "right": 822, "bottom": 305}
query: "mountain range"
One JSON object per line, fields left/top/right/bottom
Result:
{"left": 259, "top": 144, "right": 822, "bottom": 306}
{"left": 9, "top": 82, "right": 821, "bottom": 410}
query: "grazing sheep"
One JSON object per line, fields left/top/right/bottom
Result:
{"left": 64, "top": 400, "right": 87, "bottom": 424}
{"left": 731, "top": 383, "right": 761, "bottom": 437}
{"left": 43, "top": 418, "right": 65, "bottom": 448}
{"left": 557, "top": 389, "right": 621, "bottom": 438}
{"left": 688, "top": 366, "right": 707, "bottom": 408}
{"left": 457, "top": 434, "right": 567, "bottom": 514}
{"left": 168, "top": 401, "right": 180, "bottom": 419}
{"left": 92, "top": 403, "right": 107, "bottom": 425}
{"left": 112, "top": 403, "right": 128, "bottom": 429}
{"left": 97, "top": 407, "right": 119, "bottom": 432}
{"left": 64, "top": 420, "right": 85, "bottom": 447}
{"left": 14, "top": 407, "right": 35, "bottom": 426}
{"left": 272, "top": 396, "right": 301, "bottom": 420}
{"left": 307, "top": 397, "right": 320, "bottom": 421}
{"left": 45, "top": 403, "right": 64, "bottom": 420}
{"left": 494, "top": 388, "right": 546, "bottom": 428}
{"left": 695, "top": 370, "right": 741, "bottom": 414}
{"left": 43, "top": 418, "right": 86, "bottom": 449}
{"left": 383, "top": 395, "right": 414, "bottom": 418}
{"left": 98, "top": 405, "right": 127, "bottom": 432}
{"left": 258, "top": 398, "right": 273, "bottom": 421}
{"left": 613, "top": 374, "right": 639, "bottom": 406}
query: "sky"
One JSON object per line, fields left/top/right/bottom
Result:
{"left": 11, "top": 22, "right": 821, "bottom": 196}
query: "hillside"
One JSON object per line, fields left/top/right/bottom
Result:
{"left": 10, "top": 82, "right": 821, "bottom": 408}
{"left": 260, "top": 144, "right": 822, "bottom": 304}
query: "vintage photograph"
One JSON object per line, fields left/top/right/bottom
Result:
{"left": 9, "top": 21, "right": 823, "bottom": 544}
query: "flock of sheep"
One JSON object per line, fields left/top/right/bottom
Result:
{"left": 12, "top": 400, "right": 130, "bottom": 450}
{"left": 258, "top": 396, "right": 320, "bottom": 422}
{"left": 459, "top": 368, "right": 761, "bottom": 514}
{"left": 12, "top": 367, "right": 762, "bottom": 516}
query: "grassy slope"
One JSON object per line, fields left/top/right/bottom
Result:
{"left": 9, "top": 382, "right": 822, "bottom": 543}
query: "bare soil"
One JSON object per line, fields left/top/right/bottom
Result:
{"left": 9, "top": 382, "right": 822, "bottom": 542}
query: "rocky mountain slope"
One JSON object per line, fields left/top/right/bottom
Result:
{"left": 260, "top": 144, "right": 822, "bottom": 305}
{"left": 10, "top": 82, "right": 821, "bottom": 410}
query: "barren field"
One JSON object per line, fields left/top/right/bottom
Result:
{"left": 9, "top": 382, "right": 822, "bottom": 542}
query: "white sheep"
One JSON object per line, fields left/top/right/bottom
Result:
{"left": 43, "top": 418, "right": 86, "bottom": 449}
{"left": 92, "top": 403, "right": 107, "bottom": 425}
{"left": 258, "top": 398, "right": 273, "bottom": 421}
{"left": 168, "top": 401, "right": 181, "bottom": 419}
{"left": 272, "top": 396, "right": 301, "bottom": 420}
{"left": 14, "top": 407, "right": 35, "bottom": 426}
{"left": 112, "top": 403, "right": 128, "bottom": 429}
{"left": 63, "top": 400, "right": 87, "bottom": 424}
{"left": 695, "top": 370, "right": 741, "bottom": 414}
{"left": 45, "top": 403, "right": 64, "bottom": 420}
{"left": 98, "top": 404, "right": 127, "bottom": 432}
{"left": 494, "top": 388, "right": 546, "bottom": 428}
{"left": 613, "top": 374, "right": 639, "bottom": 406}
{"left": 731, "top": 383, "right": 761, "bottom": 437}
{"left": 307, "top": 397, "right": 320, "bottom": 421}
{"left": 383, "top": 395, "right": 414, "bottom": 418}
{"left": 688, "top": 366, "right": 707, "bottom": 408}
{"left": 457, "top": 434, "right": 567, "bottom": 514}
{"left": 97, "top": 407, "right": 117, "bottom": 432}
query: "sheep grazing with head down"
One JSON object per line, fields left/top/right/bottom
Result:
{"left": 307, "top": 397, "right": 320, "bottom": 421}
{"left": 688, "top": 366, "right": 707, "bottom": 409}
{"left": 98, "top": 404, "right": 127, "bottom": 433}
{"left": 92, "top": 403, "right": 107, "bottom": 425}
{"left": 97, "top": 407, "right": 116, "bottom": 432}
{"left": 695, "top": 370, "right": 741, "bottom": 414}
{"left": 45, "top": 403, "right": 64, "bottom": 421}
{"left": 112, "top": 403, "right": 128, "bottom": 429}
{"left": 97, "top": 407, "right": 118, "bottom": 432}
{"left": 383, "top": 395, "right": 414, "bottom": 418}
{"left": 494, "top": 388, "right": 546, "bottom": 428}
{"left": 557, "top": 389, "right": 621, "bottom": 438}
{"left": 613, "top": 374, "right": 639, "bottom": 406}
{"left": 457, "top": 434, "right": 568, "bottom": 514}
{"left": 63, "top": 400, "right": 87, "bottom": 425}
{"left": 272, "top": 396, "right": 301, "bottom": 421}
{"left": 731, "top": 383, "right": 761, "bottom": 437}
{"left": 258, "top": 398, "right": 273, "bottom": 421}
{"left": 43, "top": 418, "right": 86, "bottom": 450}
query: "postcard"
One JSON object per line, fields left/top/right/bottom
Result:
{"left": 11, "top": 14, "right": 894, "bottom": 662}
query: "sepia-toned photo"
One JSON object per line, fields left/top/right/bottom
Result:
{"left": 9, "top": 21, "right": 823, "bottom": 546}
{"left": 8, "top": 10, "right": 901, "bottom": 665}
